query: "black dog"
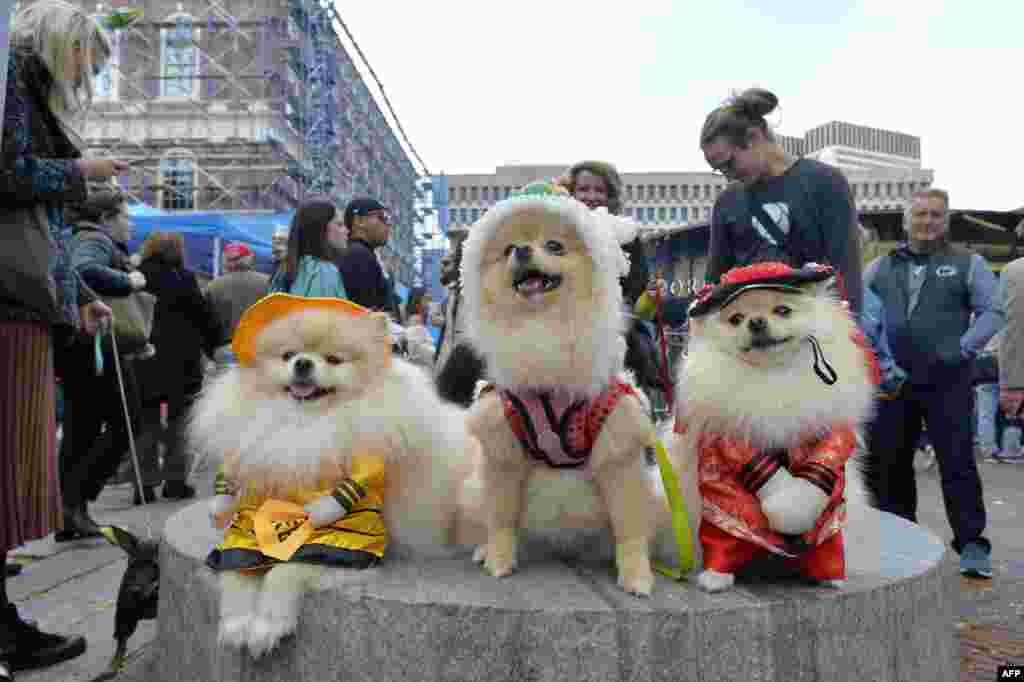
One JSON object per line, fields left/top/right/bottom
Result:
{"left": 91, "top": 526, "right": 159, "bottom": 681}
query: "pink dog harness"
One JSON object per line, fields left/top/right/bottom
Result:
{"left": 498, "top": 380, "right": 636, "bottom": 468}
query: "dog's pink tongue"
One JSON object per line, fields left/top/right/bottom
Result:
{"left": 290, "top": 384, "right": 317, "bottom": 398}
{"left": 518, "top": 278, "right": 545, "bottom": 301}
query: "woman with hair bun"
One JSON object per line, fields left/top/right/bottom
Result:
{"left": 700, "top": 88, "right": 862, "bottom": 315}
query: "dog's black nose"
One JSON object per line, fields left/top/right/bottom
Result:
{"left": 293, "top": 357, "right": 314, "bottom": 377}
{"left": 512, "top": 245, "right": 532, "bottom": 261}
{"left": 748, "top": 317, "right": 768, "bottom": 334}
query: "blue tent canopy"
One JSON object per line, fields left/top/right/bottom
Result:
{"left": 125, "top": 203, "right": 292, "bottom": 276}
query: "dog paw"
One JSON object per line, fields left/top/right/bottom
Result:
{"left": 483, "top": 529, "right": 517, "bottom": 577}
{"left": 616, "top": 540, "right": 654, "bottom": 597}
{"left": 217, "top": 617, "right": 250, "bottom": 649}
{"left": 696, "top": 570, "right": 735, "bottom": 593}
{"left": 618, "top": 567, "right": 654, "bottom": 597}
{"left": 246, "top": 615, "right": 296, "bottom": 660}
{"left": 472, "top": 545, "right": 486, "bottom": 564}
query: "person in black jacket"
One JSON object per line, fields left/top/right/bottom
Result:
{"left": 699, "top": 88, "right": 862, "bottom": 316}
{"left": 133, "top": 232, "right": 219, "bottom": 502}
{"left": 336, "top": 197, "right": 393, "bottom": 313}
{"left": 59, "top": 186, "right": 146, "bottom": 537}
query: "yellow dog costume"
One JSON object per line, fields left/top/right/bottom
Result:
{"left": 206, "top": 294, "right": 389, "bottom": 574}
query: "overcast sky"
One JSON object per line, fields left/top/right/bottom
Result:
{"left": 337, "top": 0, "right": 1021, "bottom": 210}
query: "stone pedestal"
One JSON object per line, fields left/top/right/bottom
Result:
{"left": 155, "top": 502, "right": 956, "bottom": 681}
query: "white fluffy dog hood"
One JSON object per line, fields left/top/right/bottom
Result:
{"left": 460, "top": 183, "right": 638, "bottom": 395}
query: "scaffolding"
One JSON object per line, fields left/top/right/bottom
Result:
{"left": 81, "top": 0, "right": 421, "bottom": 285}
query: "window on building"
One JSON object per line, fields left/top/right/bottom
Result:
{"left": 659, "top": 185, "right": 666, "bottom": 200}
{"left": 874, "top": 182, "right": 881, "bottom": 197}
{"left": 648, "top": 184, "right": 656, "bottom": 200}
{"left": 669, "top": 207, "right": 678, "bottom": 221}
{"left": 92, "top": 28, "right": 119, "bottom": 100}
{"left": 505, "top": 186, "right": 512, "bottom": 198}
{"left": 715, "top": 185, "right": 724, "bottom": 196}
{"left": 161, "top": 14, "right": 199, "bottom": 99}
{"left": 680, "top": 206, "right": 689, "bottom": 222}
{"left": 896, "top": 182, "right": 904, "bottom": 198}
{"left": 470, "top": 186, "right": 478, "bottom": 202}
{"left": 460, "top": 208, "right": 468, "bottom": 223}
{"left": 470, "top": 208, "right": 480, "bottom": 222}
{"left": 448, "top": 187, "right": 456, "bottom": 203}
{"left": 481, "top": 186, "right": 489, "bottom": 202}
{"left": 636, "top": 185, "right": 644, "bottom": 200}
{"left": 459, "top": 187, "right": 467, "bottom": 201}
{"left": 493, "top": 186, "right": 501, "bottom": 201}
{"left": 658, "top": 207, "right": 667, "bottom": 222}
{"left": 703, "top": 206, "right": 711, "bottom": 220}
{"left": 908, "top": 182, "right": 916, "bottom": 194}
{"left": 681, "top": 185, "right": 689, "bottom": 200}
{"left": 669, "top": 185, "right": 678, "bottom": 199}
{"left": 626, "top": 185, "right": 633, "bottom": 200}
{"left": 624, "top": 207, "right": 633, "bottom": 218}
{"left": 646, "top": 207, "right": 655, "bottom": 222}
{"left": 703, "top": 184, "right": 710, "bottom": 199}
{"left": 886, "top": 182, "right": 892, "bottom": 197}
{"left": 159, "top": 155, "right": 196, "bottom": 210}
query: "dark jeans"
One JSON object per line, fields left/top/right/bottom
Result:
{"left": 866, "top": 366, "right": 988, "bottom": 554}
{"left": 136, "top": 396, "right": 192, "bottom": 486}
{"left": 56, "top": 338, "right": 141, "bottom": 508}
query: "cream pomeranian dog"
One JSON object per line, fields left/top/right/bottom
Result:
{"left": 672, "top": 262, "right": 877, "bottom": 593}
{"left": 458, "top": 181, "right": 691, "bottom": 597}
{"left": 189, "top": 294, "right": 472, "bottom": 658}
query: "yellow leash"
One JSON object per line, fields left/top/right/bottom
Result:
{"left": 651, "top": 439, "right": 696, "bottom": 579}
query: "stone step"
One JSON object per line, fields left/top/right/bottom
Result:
{"left": 148, "top": 502, "right": 957, "bottom": 681}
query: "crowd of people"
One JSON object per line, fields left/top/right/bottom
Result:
{"left": 0, "top": 2, "right": 1017, "bottom": 680}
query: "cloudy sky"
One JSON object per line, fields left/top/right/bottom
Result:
{"left": 337, "top": 0, "right": 1021, "bottom": 210}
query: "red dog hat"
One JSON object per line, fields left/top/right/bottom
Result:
{"left": 688, "top": 262, "right": 835, "bottom": 319}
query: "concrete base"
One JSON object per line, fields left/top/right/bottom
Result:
{"left": 155, "top": 502, "right": 956, "bottom": 681}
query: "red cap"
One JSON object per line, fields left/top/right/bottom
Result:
{"left": 223, "top": 242, "right": 254, "bottom": 259}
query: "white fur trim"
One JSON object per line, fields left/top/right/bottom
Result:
{"left": 460, "top": 195, "right": 631, "bottom": 396}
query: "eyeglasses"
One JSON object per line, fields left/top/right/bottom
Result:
{"left": 368, "top": 211, "right": 392, "bottom": 225}
{"left": 709, "top": 156, "right": 735, "bottom": 177}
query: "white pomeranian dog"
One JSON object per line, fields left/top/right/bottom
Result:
{"left": 671, "top": 263, "right": 877, "bottom": 593}
{"left": 189, "top": 294, "right": 474, "bottom": 659}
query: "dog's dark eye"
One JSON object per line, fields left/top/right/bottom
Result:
{"left": 325, "top": 355, "right": 342, "bottom": 365}
{"left": 545, "top": 240, "right": 565, "bottom": 255}
{"left": 282, "top": 351, "right": 296, "bottom": 362}
{"left": 773, "top": 305, "right": 792, "bottom": 317}
{"left": 728, "top": 313, "right": 744, "bottom": 326}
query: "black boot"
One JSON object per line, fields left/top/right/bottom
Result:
{"left": 161, "top": 481, "right": 195, "bottom": 501}
{"left": 0, "top": 604, "right": 86, "bottom": 673}
{"left": 133, "top": 485, "right": 157, "bottom": 506}
{"left": 54, "top": 504, "right": 101, "bottom": 543}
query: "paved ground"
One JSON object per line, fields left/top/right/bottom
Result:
{"left": 7, "top": 453, "right": 1024, "bottom": 682}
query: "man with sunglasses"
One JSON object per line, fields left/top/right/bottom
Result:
{"left": 337, "top": 197, "right": 396, "bottom": 314}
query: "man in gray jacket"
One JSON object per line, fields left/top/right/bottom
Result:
{"left": 997, "top": 226, "right": 1024, "bottom": 462}
{"left": 865, "top": 188, "right": 1004, "bottom": 579}
{"left": 205, "top": 242, "right": 268, "bottom": 365}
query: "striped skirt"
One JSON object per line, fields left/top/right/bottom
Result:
{"left": 0, "top": 321, "right": 62, "bottom": 554}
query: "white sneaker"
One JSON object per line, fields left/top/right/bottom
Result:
{"left": 913, "top": 446, "right": 936, "bottom": 472}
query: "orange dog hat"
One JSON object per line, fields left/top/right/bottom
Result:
{"left": 231, "top": 293, "right": 370, "bottom": 366}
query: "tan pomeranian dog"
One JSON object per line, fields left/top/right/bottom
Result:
{"left": 672, "top": 263, "right": 877, "bottom": 593}
{"left": 189, "top": 294, "right": 473, "bottom": 659}
{"left": 458, "top": 182, "right": 691, "bottom": 597}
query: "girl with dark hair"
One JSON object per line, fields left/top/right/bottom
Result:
{"left": 268, "top": 198, "right": 349, "bottom": 298}
{"left": 700, "top": 88, "right": 863, "bottom": 315}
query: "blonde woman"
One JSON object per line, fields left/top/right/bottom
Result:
{"left": 0, "top": 2, "right": 129, "bottom": 678}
